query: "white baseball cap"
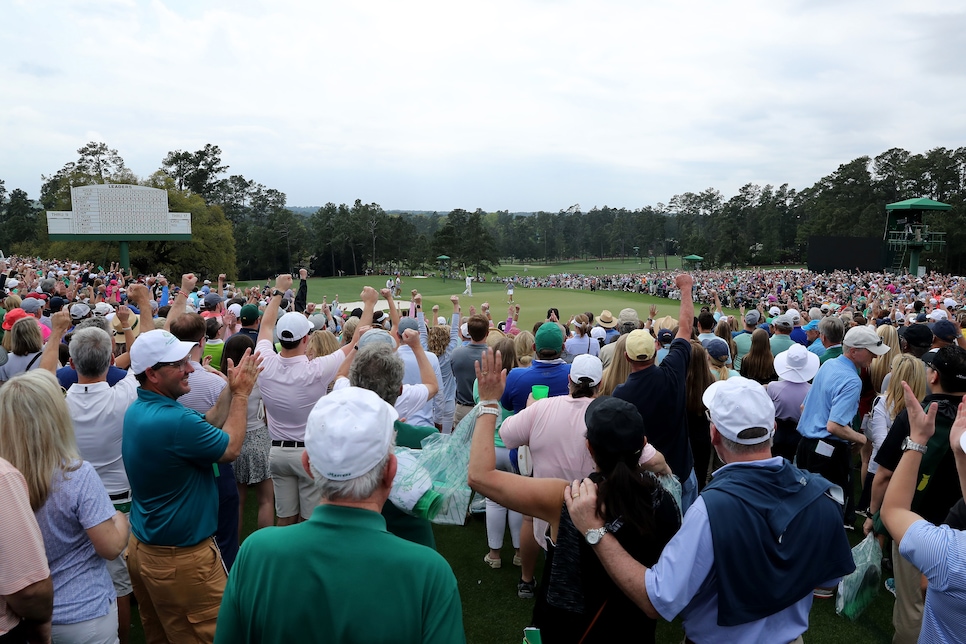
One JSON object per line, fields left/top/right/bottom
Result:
{"left": 437, "top": 316, "right": 447, "bottom": 326}
{"left": 276, "top": 312, "right": 312, "bottom": 341}
{"left": 702, "top": 376, "right": 776, "bottom": 444}
{"left": 928, "top": 309, "right": 948, "bottom": 322}
{"left": 843, "top": 326, "right": 891, "bottom": 355}
{"left": 130, "top": 330, "right": 196, "bottom": 375}
{"left": 227, "top": 302, "right": 243, "bottom": 317}
{"left": 590, "top": 326, "right": 607, "bottom": 340}
{"left": 569, "top": 354, "right": 603, "bottom": 386}
{"left": 305, "top": 387, "right": 397, "bottom": 481}
{"left": 769, "top": 306, "right": 781, "bottom": 317}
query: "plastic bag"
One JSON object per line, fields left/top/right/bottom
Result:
{"left": 390, "top": 404, "right": 481, "bottom": 525}
{"left": 835, "top": 533, "right": 882, "bottom": 620}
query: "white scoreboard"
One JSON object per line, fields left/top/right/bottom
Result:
{"left": 47, "top": 184, "right": 191, "bottom": 237}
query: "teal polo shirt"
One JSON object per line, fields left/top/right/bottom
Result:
{"left": 123, "top": 388, "right": 228, "bottom": 546}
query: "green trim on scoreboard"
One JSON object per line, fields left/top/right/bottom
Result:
{"left": 48, "top": 234, "right": 193, "bottom": 241}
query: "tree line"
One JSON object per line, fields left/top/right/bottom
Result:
{"left": 2, "top": 143, "right": 965, "bottom": 278}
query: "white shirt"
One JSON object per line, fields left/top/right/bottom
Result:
{"left": 333, "top": 378, "right": 430, "bottom": 424}
{"left": 66, "top": 370, "right": 139, "bottom": 495}
{"left": 395, "top": 345, "right": 443, "bottom": 428}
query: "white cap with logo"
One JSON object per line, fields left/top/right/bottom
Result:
{"left": 305, "top": 387, "right": 398, "bottom": 481}
{"left": 129, "top": 330, "right": 197, "bottom": 375}
{"left": 702, "top": 376, "right": 776, "bottom": 445}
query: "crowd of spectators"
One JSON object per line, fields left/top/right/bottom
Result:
{"left": 2, "top": 252, "right": 966, "bottom": 643}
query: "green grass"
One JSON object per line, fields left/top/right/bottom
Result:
{"left": 238, "top": 257, "right": 739, "bottom": 334}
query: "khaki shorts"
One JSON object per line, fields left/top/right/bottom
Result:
{"left": 270, "top": 445, "right": 321, "bottom": 520}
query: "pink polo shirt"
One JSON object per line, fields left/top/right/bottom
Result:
{"left": 256, "top": 339, "right": 347, "bottom": 442}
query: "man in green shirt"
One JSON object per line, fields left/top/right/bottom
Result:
{"left": 215, "top": 386, "right": 465, "bottom": 644}
{"left": 818, "top": 316, "right": 846, "bottom": 365}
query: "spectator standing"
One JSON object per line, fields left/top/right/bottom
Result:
{"left": 214, "top": 387, "right": 465, "bottom": 643}
{"left": 122, "top": 325, "right": 260, "bottom": 643}
{"left": 614, "top": 273, "right": 698, "bottom": 512}
{"left": 256, "top": 276, "right": 372, "bottom": 526}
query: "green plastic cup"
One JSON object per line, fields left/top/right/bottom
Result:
{"left": 531, "top": 385, "right": 550, "bottom": 400}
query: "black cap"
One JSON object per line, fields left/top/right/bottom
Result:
{"left": 585, "top": 396, "right": 645, "bottom": 455}
{"left": 48, "top": 296, "right": 69, "bottom": 313}
{"left": 350, "top": 307, "right": 364, "bottom": 319}
{"left": 931, "top": 346, "right": 966, "bottom": 386}
{"left": 900, "top": 323, "right": 933, "bottom": 349}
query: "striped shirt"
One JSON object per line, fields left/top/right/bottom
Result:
{"left": 0, "top": 459, "right": 50, "bottom": 635}
{"left": 900, "top": 520, "right": 966, "bottom": 643}
{"left": 178, "top": 361, "right": 227, "bottom": 414}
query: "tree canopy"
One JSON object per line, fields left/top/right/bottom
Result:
{"left": 5, "top": 142, "right": 966, "bottom": 278}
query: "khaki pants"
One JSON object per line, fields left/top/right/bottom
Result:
{"left": 892, "top": 540, "right": 924, "bottom": 644}
{"left": 127, "top": 535, "right": 227, "bottom": 644}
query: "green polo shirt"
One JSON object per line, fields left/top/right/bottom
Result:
{"left": 820, "top": 345, "right": 843, "bottom": 364}
{"left": 215, "top": 504, "right": 465, "bottom": 644}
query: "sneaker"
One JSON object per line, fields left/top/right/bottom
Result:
{"left": 856, "top": 508, "right": 871, "bottom": 520}
{"left": 885, "top": 578, "right": 896, "bottom": 597}
{"left": 483, "top": 554, "right": 501, "bottom": 569}
{"left": 813, "top": 587, "right": 835, "bottom": 599}
{"left": 513, "top": 553, "right": 522, "bottom": 567}
{"left": 843, "top": 522, "right": 856, "bottom": 532}
{"left": 517, "top": 579, "right": 536, "bottom": 599}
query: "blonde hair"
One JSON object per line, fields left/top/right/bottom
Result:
{"left": 0, "top": 370, "right": 80, "bottom": 510}
{"left": 869, "top": 325, "right": 900, "bottom": 393}
{"left": 307, "top": 330, "right": 340, "bottom": 360}
{"left": 708, "top": 352, "right": 731, "bottom": 381}
{"left": 10, "top": 317, "right": 42, "bottom": 356}
{"left": 341, "top": 317, "right": 359, "bottom": 346}
{"left": 514, "top": 330, "right": 535, "bottom": 368}
{"left": 3, "top": 295, "right": 22, "bottom": 311}
{"left": 599, "top": 335, "right": 632, "bottom": 396}
{"left": 884, "top": 354, "right": 926, "bottom": 421}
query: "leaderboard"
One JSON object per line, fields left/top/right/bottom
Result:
{"left": 47, "top": 184, "right": 191, "bottom": 236}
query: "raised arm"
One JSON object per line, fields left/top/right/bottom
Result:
{"left": 257, "top": 274, "right": 293, "bottom": 346}
{"left": 39, "top": 310, "right": 71, "bottom": 373}
{"left": 165, "top": 273, "right": 198, "bottom": 332}
{"left": 882, "top": 382, "right": 938, "bottom": 543}
{"left": 400, "top": 328, "right": 439, "bottom": 399}
{"left": 294, "top": 269, "right": 308, "bottom": 314}
{"left": 382, "top": 288, "right": 400, "bottom": 332}
{"left": 675, "top": 273, "right": 695, "bottom": 340}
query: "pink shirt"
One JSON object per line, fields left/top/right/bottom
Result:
{"left": 500, "top": 395, "right": 660, "bottom": 548}
{"left": 500, "top": 396, "right": 597, "bottom": 481}
{"left": 0, "top": 458, "right": 50, "bottom": 635}
{"left": 256, "top": 340, "right": 346, "bottom": 441}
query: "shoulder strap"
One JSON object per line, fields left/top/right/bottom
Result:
{"left": 25, "top": 352, "right": 43, "bottom": 371}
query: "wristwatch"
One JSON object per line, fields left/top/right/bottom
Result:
{"left": 584, "top": 526, "right": 607, "bottom": 545}
{"left": 901, "top": 437, "right": 927, "bottom": 455}
{"left": 271, "top": 289, "right": 283, "bottom": 298}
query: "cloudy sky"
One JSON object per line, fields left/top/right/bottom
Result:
{"left": 3, "top": 0, "right": 964, "bottom": 211}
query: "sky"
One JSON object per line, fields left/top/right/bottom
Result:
{"left": 3, "top": 0, "right": 966, "bottom": 212}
